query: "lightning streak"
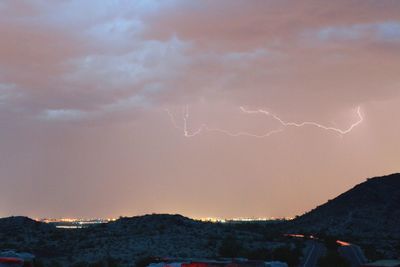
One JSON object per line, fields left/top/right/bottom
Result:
{"left": 166, "top": 107, "right": 284, "bottom": 138}
{"left": 166, "top": 105, "right": 363, "bottom": 138}
{"left": 240, "top": 106, "right": 363, "bottom": 135}
{"left": 167, "top": 106, "right": 205, "bottom": 137}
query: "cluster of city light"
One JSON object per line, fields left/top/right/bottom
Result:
{"left": 196, "top": 217, "right": 293, "bottom": 223}
{"left": 167, "top": 105, "right": 363, "bottom": 138}
{"left": 34, "top": 216, "right": 294, "bottom": 227}
{"left": 35, "top": 217, "right": 118, "bottom": 229}
{"left": 55, "top": 225, "right": 84, "bottom": 229}
{"left": 197, "top": 217, "right": 227, "bottom": 223}
{"left": 37, "top": 218, "right": 117, "bottom": 224}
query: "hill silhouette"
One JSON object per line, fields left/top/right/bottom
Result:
{"left": 291, "top": 173, "right": 400, "bottom": 239}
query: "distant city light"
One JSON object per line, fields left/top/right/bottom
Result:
{"left": 197, "top": 217, "right": 293, "bottom": 223}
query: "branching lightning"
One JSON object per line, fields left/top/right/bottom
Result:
{"left": 166, "top": 105, "right": 363, "bottom": 138}
{"left": 166, "top": 105, "right": 205, "bottom": 137}
{"left": 239, "top": 106, "right": 363, "bottom": 135}
{"left": 166, "top": 105, "right": 284, "bottom": 138}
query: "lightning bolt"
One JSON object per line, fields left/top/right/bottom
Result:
{"left": 166, "top": 106, "right": 284, "bottom": 138}
{"left": 167, "top": 105, "right": 205, "bottom": 137}
{"left": 240, "top": 106, "right": 363, "bottom": 135}
{"left": 166, "top": 105, "right": 363, "bottom": 138}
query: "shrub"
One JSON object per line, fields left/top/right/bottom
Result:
{"left": 272, "top": 246, "right": 301, "bottom": 267}
{"left": 317, "top": 251, "right": 350, "bottom": 267}
{"left": 218, "top": 235, "right": 243, "bottom": 258}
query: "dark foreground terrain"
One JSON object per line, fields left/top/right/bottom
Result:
{"left": 288, "top": 173, "right": 400, "bottom": 259}
{"left": 0, "top": 214, "right": 295, "bottom": 266}
{"left": 1, "top": 173, "right": 400, "bottom": 266}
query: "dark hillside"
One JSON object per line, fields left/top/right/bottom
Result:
{"left": 291, "top": 173, "right": 400, "bottom": 238}
{"left": 289, "top": 173, "right": 400, "bottom": 257}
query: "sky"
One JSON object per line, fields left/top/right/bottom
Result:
{"left": 1, "top": 0, "right": 400, "bottom": 219}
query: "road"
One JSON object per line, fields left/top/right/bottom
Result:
{"left": 300, "top": 241, "right": 326, "bottom": 267}
{"left": 287, "top": 235, "right": 367, "bottom": 267}
{"left": 339, "top": 244, "right": 367, "bottom": 267}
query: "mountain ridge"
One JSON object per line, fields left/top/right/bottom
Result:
{"left": 1, "top": 173, "right": 400, "bottom": 264}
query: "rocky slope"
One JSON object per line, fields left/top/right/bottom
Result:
{"left": 291, "top": 173, "right": 400, "bottom": 238}
{"left": 289, "top": 173, "right": 400, "bottom": 257}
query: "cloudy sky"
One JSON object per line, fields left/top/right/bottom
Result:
{"left": 1, "top": 0, "right": 400, "bottom": 219}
